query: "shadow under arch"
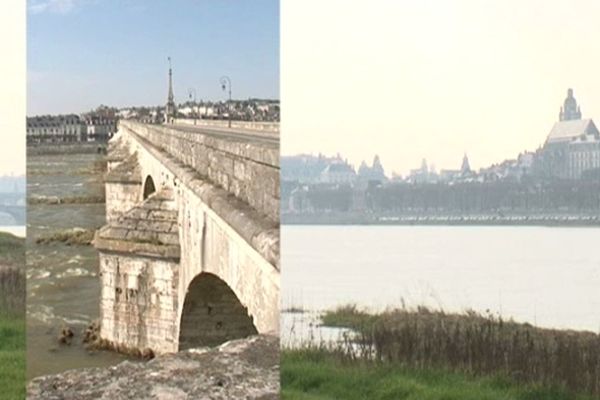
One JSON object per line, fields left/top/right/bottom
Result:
{"left": 178, "top": 273, "right": 257, "bottom": 350}
{"left": 143, "top": 175, "right": 156, "bottom": 200}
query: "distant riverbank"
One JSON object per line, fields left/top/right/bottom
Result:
{"left": 27, "top": 143, "right": 107, "bottom": 156}
{"left": 282, "top": 212, "right": 600, "bottom": 226}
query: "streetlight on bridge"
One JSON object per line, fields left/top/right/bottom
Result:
{"left": 220, "top": 76, "right": 232, "bottom": 128}
{"left": 188, "top": 88, "right": 198, "bottom": 125}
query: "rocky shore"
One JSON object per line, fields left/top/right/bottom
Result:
{"left": 27, "top": 335, "right": 279, "bottom": 400}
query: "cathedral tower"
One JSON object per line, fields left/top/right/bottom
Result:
{"left": 559, "top": 88, "right": 582, "bottom": 121}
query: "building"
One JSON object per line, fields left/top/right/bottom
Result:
{"left": 281, "top": 153, "right": 346, "bottom": 183}
{"left": 461, "top": 154, "right": 471, "bottom": 175}
{"left": 536, "top": 89, "right": 600, "bottom": 179}
{"left": 84, "top": 115, "right": 117, "bottom": 141}
{"left": 26, "top": 114, "right": 86, "bottom": 144}
{"left": 357, "top": 155, "right": 387, "bottom": 184}
{"left": 408, "top": 158, "right": 432, "bottom": 183}
{"left": 319, "top": 162, "right": 357, "bottom": 185}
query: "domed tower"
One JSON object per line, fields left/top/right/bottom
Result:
{"left": 559, "top": 88, "right": 582, "bottom": 121}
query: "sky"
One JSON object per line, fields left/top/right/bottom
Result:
{"left": 27, "top": 0, "right": 280, "bottom": 115}
{"left": 0, "top": 1, "right": 25, "bottom": 176}
{"left": 281, "top": 0, "right": 600, "bottom": 176}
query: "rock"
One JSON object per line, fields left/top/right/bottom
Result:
{"left": 28, "top": 335, "right": 279, "bottom": 400}
{"left": 82, "top": 320, "right": 100, "bottom": 345}
{"left": 58, "top": 326, "right": 74, "bottom": 345}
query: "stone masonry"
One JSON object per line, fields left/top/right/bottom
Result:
{"left": 94, "top": 120, "right": 280, "bottom": 355}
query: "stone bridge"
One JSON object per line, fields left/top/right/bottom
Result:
{"left": 93, "top": 120, "right": 279, "bottom": 354}
{"left": 0, "top": 204, "right": 25, "bottom": 225}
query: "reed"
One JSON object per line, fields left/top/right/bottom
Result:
{"left": 0, "top": 232, "right": 25, "bottom": 315}
{"left": 0, "top": 268, "right": 25, "bottom": 316}
{"left": 322, "top": 306, "right": 600, "bottom": 396}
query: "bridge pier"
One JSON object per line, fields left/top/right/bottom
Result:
{"left": 95, "top": 188, "right": 181, "bottom": 353}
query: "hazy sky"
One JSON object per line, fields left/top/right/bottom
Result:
{"left": 27, "top": 0, "right": 279, "bottom": 115}
{"left": 0, "top": 1, "right": 25, "bottom": 175}
{"left": 282, "top": 0, "right": 600, "bottom": 176}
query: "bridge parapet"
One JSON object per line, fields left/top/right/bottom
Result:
{"left": 173, "top": 118, "right": 280, "bottom": 136}
{"left": 119, "top": 120, "right": 279, "bottom": 223}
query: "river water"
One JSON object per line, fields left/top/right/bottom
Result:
{"left": 27, "top": 154, "right": 127, "bottom": 379}
{"left": 0, "top": 226, "right": 25, "bottom": 237}
{"left": 282, "top": 225, "right": 600, "bottom": 345}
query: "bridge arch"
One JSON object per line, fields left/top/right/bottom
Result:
{"left": 142, "top": 175, "right": 156, "bottom": 200}
{"left": 178, "top": 272, "right": 257, "bottom": 350}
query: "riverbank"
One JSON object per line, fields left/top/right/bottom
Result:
{"left": 28, "top": 335, "right": 279, "bottom": 400}
{"left": 282, "top": 348, "right": 596, "bottom": 400}
{"left": 27, "top": 142, "right": 107, "bottom": 156}
{"left": 282, "top": 212, "right": 600, "bottom": 226}
{"left": 306, "top": 306, "right": 600, "bottom": 398}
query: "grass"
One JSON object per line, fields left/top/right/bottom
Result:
{"left": 321, "top": 304, "right": 378, "bottom": 331}
{"left": 314, "top": 305, "right": 600, "bottom": 397}
{"left": 281, "top": 349, "right": 597, "bottom": 400}
{"left": 0, "top": 315, "right": 25, "bottom": 400}
{"left": 0, "top": 232, "right": 25, "bottom": 268}
{"left": 0, "top": 232, "right": 25, "bottom": 399}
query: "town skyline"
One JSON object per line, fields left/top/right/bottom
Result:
{"left": 283, "top": 87, "right": 597, "bottom": 177}
{"left": 28, "top": 0, "right": 279, "bottom": 115}
{"left": 282, "top": 0, "right": 600, "bottom": 177}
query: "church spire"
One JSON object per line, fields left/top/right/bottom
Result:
{"left": 461, "top": 153, "right": 471, "bottom": 175}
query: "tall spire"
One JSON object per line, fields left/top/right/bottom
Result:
{"left": 168, "top": 57, "right": 174, "bottom": 103}
{"left": 165, "top": 57, "right": 176, "bottom": 123}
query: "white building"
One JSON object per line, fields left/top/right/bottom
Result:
{"left": 319, "top": 162, "right": 357, "bottom": 184}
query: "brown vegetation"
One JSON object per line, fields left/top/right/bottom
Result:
{"left": 35, "top": 228, "right": 96, "bottom": 246}
{"left": 322, "top": 306, "right": 600, "bottom": 396}
{"left": 28, "top": 195, "right": 105, "bottom": 205}
{"left": 0, "top": 268, "right": 25, "bottom": 315}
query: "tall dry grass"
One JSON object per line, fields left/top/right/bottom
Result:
{"left": 342, "top": 308, "right": 600, "bottom": 396}
{"left": 0, "top": 232, "right": 25, "bottom": 315}
{"left": 0, "top": 267, "right": 25, "bottom": 315}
